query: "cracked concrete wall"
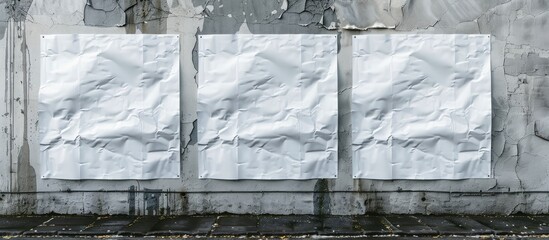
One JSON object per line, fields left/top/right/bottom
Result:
{"left": 1, "top": 0, "right": 549, "bottom": 215}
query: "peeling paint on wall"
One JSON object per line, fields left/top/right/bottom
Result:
{"left": 83, "top": 0, "right": 126, "bottom": 27}
{"left": 334, "top": 0, "right": 403, "bottom": 30}
{"left": 0, "top": 0, "right": 33, "bottom": 39}
{"left": 83, "top": 0, "right": 170, "bottom": 34}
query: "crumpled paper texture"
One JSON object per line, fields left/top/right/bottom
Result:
{"left": 198, "top": 35, "right": 338, "bottom": 179}
{"left": 39, "top": 34, "right": 180, "bottom": 179}
{"left": 352, "top": 34, "right": 491, "bottom": 179}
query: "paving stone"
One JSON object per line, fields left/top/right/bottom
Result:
{"left": 528, "top": 215, "right": 549, "bottom": 226}
{"left": 319, "top": 216, "right": 362, "bottom": 235}
{"left": 471, "top": 216, "right": 549, "bottom": 235}
{"left": 12, "top": 238, "right": 106, "bottom": 240}
{"left": 417, "top": 216, "right": 493, "bottom": 235}
{"left": 45, "top": 216, "right": 97, "bottom": 226}
{"left": 384, "top": 215, "right": 437, "bottom": 235}
{"left": 355, "top": 216, "right": 394, "bottom": 234}
{"left": 63, "top": 226, "right": 123, "bottom": 236}
{"left": 24, "top": 216, "right": 98, "bottom": 235}
{"left": 63, "top": 215, "right": 137, "bottom": 235}
{"left": 8, "top": 214, "right": 549, "bottom": 237}
{"left": 93, "top": 215, "right": 136, "bottom": 226}
{"left": 259, "top": 215, "right": 321, "bottom": 235}
{"left": 0, "top": 216, "right": 51, "bottom": 236}
{"left": 118, "top": 216, "right": 161, "bottom": 236}
{"left": 147, "top": 216, "right": 216, "bottom": 235}
{"left": 211, "top": 215, "right": 259, "bottom": 235}
{"left": 444, "top": 216, "right": 495, "bottom": 235}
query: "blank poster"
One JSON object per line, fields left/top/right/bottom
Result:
{"left": 352, "top": 34, "right": 491, "bottom": 179}
{"left": 198, "top": 34, "right": 338, "bottom": 179}
{"left": 40, "top": 34, "right": 180, "bottom": 179}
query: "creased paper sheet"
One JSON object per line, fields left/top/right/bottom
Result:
{"left": 352, "top": 34, "right": 491, "bottom": 179}
{"left": 40, "top": 34, "right": 180, "bottom": 179}
{"left": 198, "top": 35, "right": 338, "bottom": 179}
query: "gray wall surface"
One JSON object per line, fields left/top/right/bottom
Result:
{"left": 1, "top": 0, "right": 548, "bottom": 215}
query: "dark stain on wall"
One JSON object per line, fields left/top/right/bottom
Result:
{"left": 313, "top": 179, "right": 331, "bottom": 215}
{"left": 179, "top": 192, "right": 189, "bottom": 214}
{"left": 144, "top": 188, "right": 161, "bottom": 215}
{"left": 364, "top": 192, "right": 383, "bottom": 214}
{"left": 128, "top": 185, "right": 136, "bottom": 215}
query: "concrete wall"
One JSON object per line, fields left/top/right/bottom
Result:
{"left": 1, "top": 0, "right": 549, "bottom": 215}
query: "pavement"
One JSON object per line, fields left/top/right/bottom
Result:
{"left": 2, "top": 214, "right": 549, "bottom": 238}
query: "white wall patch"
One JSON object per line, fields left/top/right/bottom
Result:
{"left": 39, "top": 34, "right": 180, "bottom": 179}
{"left": 198, "top": 35, "right": 338, "bottom": 179}
{"left": 352, "top": 34, "right": 491, "bottom": 179}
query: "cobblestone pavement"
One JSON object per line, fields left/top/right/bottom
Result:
{"left": 2, "top": 215, "right": 549, "bottom": 238}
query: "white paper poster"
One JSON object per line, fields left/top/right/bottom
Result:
{"left": 40, "top": 34, "right": 181, "bottom": 179}
{"left": 352, "top": 34, "right": 491, "bottom": 179}
{"left": 198, "top": 34, "right": 338, "bottom": 179}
